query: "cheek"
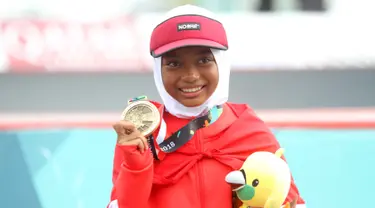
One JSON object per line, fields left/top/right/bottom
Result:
{"left": 161, "top": 70, "right": 177, "bottom": 93}
{"left": 207, "top": 66, "right": 219, "bottom": 90}
{"left": 161, "top": 70, "right": 167, "bottom": 86}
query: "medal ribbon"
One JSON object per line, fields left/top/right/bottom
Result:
{"left": 149, "top": 105, "right": 223, "bottom": 160}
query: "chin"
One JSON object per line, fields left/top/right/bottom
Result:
{"left": 180, "top": 100, "right": 205, "bottom": 107}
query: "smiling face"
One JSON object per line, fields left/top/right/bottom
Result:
{"left": 161, "top": 46, "right": 219, "bottom": 107}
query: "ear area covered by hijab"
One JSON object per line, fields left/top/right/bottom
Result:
{"left": 153, "top": 49, "right": 231, "bottom": 118}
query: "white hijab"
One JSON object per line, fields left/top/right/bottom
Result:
{"left": 153, "top": 49, "right": 231, "bottom": 118}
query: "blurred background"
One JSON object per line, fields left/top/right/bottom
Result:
{"left": 0, "top": 0, "right": 375, "bottom": 208}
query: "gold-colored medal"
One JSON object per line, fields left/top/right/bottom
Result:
{"left": 121, "top": 98, "right": 160, "bottom": 137}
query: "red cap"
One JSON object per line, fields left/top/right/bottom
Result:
{"left": 150, "top": 5, "right": 228, "bottom": 58}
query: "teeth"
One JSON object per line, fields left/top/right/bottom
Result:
{"left": 181, "top": 86, "right": 202, "bottom": 93}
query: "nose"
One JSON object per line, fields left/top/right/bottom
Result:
{"left": 181, "top": 66, "right": 200, "bottom": 83}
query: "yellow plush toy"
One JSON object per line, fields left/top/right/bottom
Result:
{"left": 225, "top": 148, "right": 291, "bottom": 208}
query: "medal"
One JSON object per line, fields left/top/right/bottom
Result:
{"left": 120, "top": 96, "right": 161, "bottom": 137}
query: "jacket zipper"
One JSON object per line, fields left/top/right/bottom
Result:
{"left": 195, "top": 131, "right": 205, "bottom": 208}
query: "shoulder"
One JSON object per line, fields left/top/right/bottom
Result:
{"left": 220, "top": 103, "right": 279, "bottom": 158}
{"left": 225, "top": 102, "right": 259, "bottom": 119}
{"left": 225, "top": 102, "right": 269, "bottom": 131}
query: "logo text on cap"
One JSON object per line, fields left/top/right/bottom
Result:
{"left": 177, "top": 22, "right": 201, "bottom": 31}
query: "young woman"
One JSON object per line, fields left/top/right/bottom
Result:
{"left": 108, "top": 4, "right": 306, "bottom": 208}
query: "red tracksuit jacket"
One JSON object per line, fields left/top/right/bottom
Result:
{"left": 108, "top": 102, "right": 305, "bottom": 208}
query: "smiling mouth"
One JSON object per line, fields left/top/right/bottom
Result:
{"left": 179, "top": 85, "right": 205, "bottom": 93}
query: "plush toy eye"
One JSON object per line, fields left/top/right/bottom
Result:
{"left": 252, "top": 179, "right": 259, "bottom": 187}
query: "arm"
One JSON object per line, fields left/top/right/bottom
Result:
{"left": 245, "top": 110, "right": 306, "bottom": 207}
{"left": 282, "top": 176, "right": 306, "bottom": 208}
{"left": 108, "top": 145, "right": 154, "bottom": 208}
{"left": 257, "top": 132, "right": 306, "bottom": 207}
{"left": 249, "top": 130, "right": 306, "bottom": 207}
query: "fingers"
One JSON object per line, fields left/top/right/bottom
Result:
{"left": 113, "top": 120, "right": 149, "bottom": 153}
{"left": 113, "top": 120, "right": 136, "bottom": 135}
{"left": 136, "top": 137, "right": 146, "bottom": 153}
{"left": 138, "top": 136, "right": 148, "bottom": 153}
{"left": 129, "top": 135, "right": 148, "bottom": 153}
{"left": 124, "top": 136, "right": 148, "bottom": 153}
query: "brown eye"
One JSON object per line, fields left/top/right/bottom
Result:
{"left": 166, "top": 61, "right": 179, "bottom": 68}
{"left": 198, "top": 57, "right": 212, "bottom": 64}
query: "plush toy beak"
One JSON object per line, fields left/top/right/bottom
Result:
{"left": 226, "top": 170, "right": 255, "bottom": 201}
{"left": 225, "top": 170, "right": 246, "bottom": 191}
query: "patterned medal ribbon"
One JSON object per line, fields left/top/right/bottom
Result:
{"left": 148, "top": 105, "right": 223, "bottom": 160}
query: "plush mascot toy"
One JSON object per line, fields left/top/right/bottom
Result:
{"left": 225, "top": 148, "right": 292, "bottom": 208}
